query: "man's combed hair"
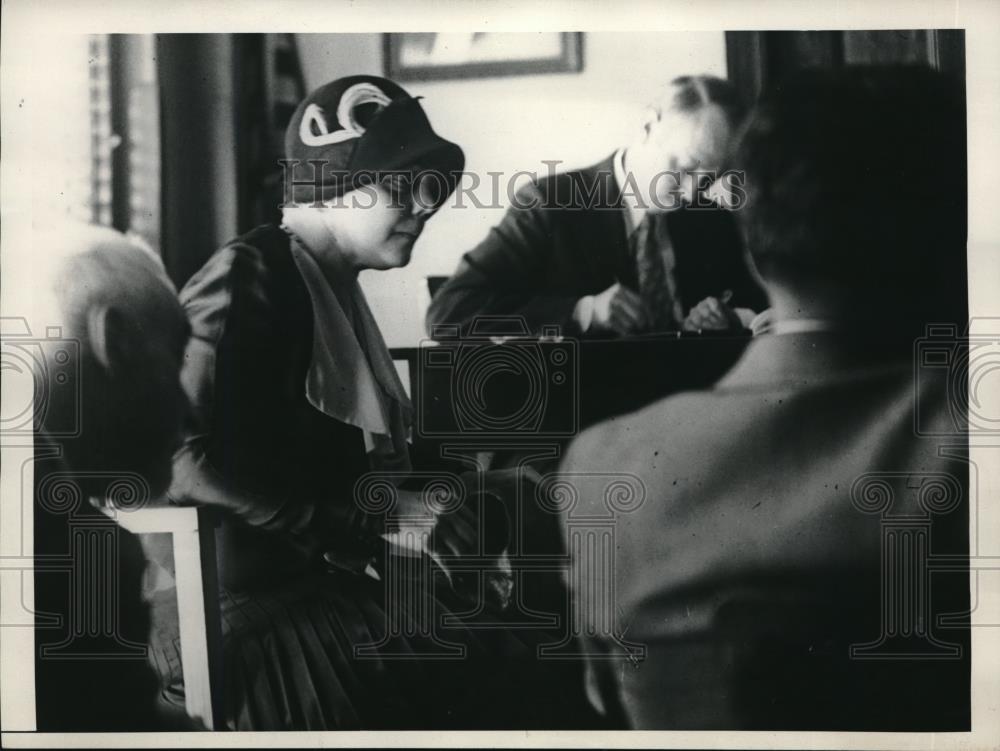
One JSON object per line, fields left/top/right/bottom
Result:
{"left": 735, "top": 65, "right": 967, "bottom": 325}
{"left": 668, "top": 75, "right": 747, "bottom": 128}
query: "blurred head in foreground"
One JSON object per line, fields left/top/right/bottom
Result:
{"left": 735, "top": 65, "right": 967, "bottom": 334}
{"left": 29, "top": 223, "right": 190, "bottom": 497}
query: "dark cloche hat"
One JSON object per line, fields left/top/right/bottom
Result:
{"left": 284, "top": 75, "right": 465, "bottom": 208}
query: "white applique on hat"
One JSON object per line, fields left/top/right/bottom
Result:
{"left": 299, "top": 82, "right": 392, "bottom": 147}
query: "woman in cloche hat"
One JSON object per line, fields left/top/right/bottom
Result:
{"left": 147, "top": 76, "right": 589, "bottom": 730}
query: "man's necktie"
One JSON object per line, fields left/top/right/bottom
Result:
{"left": 630, "top": 213, "right": 684, "bottom": 331}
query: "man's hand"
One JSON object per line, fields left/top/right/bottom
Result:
{"left": 682, "top": 292, "right": 742, "bottom": 332}
{"left": 585, "top": 283, "right": 651, "bottom": 335}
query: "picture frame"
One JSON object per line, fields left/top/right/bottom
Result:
{"left": 384, "top": 32, "right": 584, "bottom": 82}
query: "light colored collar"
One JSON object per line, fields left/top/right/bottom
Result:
{"left": 770, "top": 318, "right": 841, "bottom": 335}
{"left": 719, "top": 328, "right": 911, "bottom": 390}
{"left": 280, "top": 207, "right": 357, "bottom": 280}
{"left": 286, "top": 233, "right": 412, "bottom": 473}
{"left": 613, "top": 147, "right": 647, "bottom": 236}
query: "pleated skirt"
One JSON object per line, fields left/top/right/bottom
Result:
{"left": 148, "top": 554, "right": 592, "bottom": 730}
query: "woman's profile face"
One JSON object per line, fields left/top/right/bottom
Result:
{"left": 321, "top": 176, "right": 434, "bottom": 272}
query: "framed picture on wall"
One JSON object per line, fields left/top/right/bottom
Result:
{"left": 384, "top": 32, "right": 583, "bottom": 81}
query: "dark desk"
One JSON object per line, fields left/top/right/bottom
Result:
{"left": 393, "top": 331, "right": 750, "bottom": 466}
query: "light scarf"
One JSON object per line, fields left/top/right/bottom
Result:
{"left": 286, "top": 234, "right": 413, "bottom": 474}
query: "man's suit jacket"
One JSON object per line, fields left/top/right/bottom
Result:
{"left": 559, "top": 332, "right": 970, "bottom": 730}
{"left": 426, "top": 156, "right": 767, "bottom": 337}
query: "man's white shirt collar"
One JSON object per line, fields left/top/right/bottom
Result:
{"left": 613, "top": 148, "right": 647, "bottom": 236}
{"left": 771, "top": 318, "right": 840, "bottom": 335}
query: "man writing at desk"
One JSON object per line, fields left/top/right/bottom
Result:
{"left": 427, "top": 75, "right": 767, "bottom": 338}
